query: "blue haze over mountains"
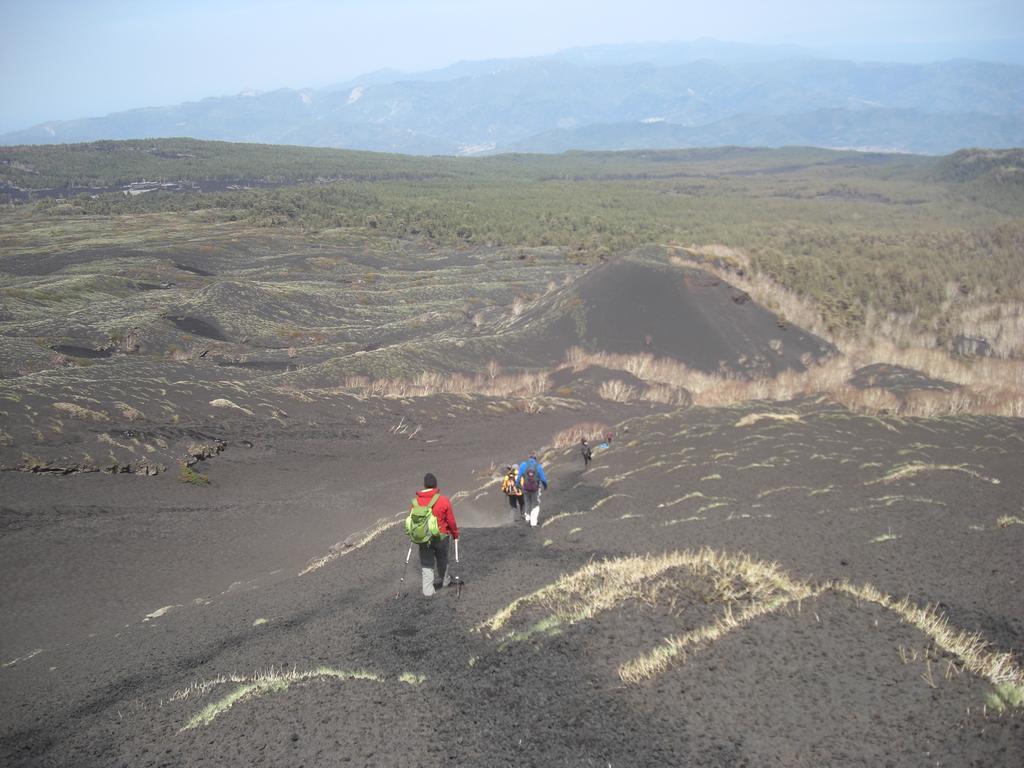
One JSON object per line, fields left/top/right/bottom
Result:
{"left": 3, "top": 40, "right": 1022, "bottom": 155}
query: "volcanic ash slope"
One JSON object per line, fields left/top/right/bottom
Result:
{"left": 507, "top": 251, "right": 834, "bottom": 374}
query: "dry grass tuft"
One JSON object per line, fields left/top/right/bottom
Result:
{"left": 834, "top": 581, "right": 1024, "bottom": 695}
{"left": 113, "top": 401, "right": 145, "bottom": 421}
{"left": 598, "top": 379, "right": 638, "bottom": 402}
{"left": 558, "top": 329, "right": 1024, "bottom": 417}
{"left": 475, "top": 549, "right": 814, "bottom": 681}
{"left": 340, "top": 370, "right": 548, "bottom": 399}
{"left": 53, "top": 402, "right": 109, "bottom": 422}
{"left": 209, "top": 398, "right": 254, "bottom": 416}
{"left": 867, "top": 462, "right": 1001, "bottom": 486}
{"left": 300, "top": 518, "right": 400, "bottom": 575}
{"left": 477, "top": 547, "right": 1024, "bottom": 696}
{"left": 551, "top": 422, "right": 610, "bottom": 449}
{"left": 671, "top": 248, "right": 1024, "bottom": 363}
{"left": 176, "top": 666, "right": 394, "bottom": 730}
{"left": 996, "top": 515, "right": 1024, "bottom": 528}
{"left": 735, "top": 412, "right": 800, "bottom": 428}
{"left": 870, "top": 530, "right": 900, "bottom": 543}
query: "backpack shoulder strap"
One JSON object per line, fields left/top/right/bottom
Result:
{"left": 413, "top": 493, "right": 439, "bottom": 511}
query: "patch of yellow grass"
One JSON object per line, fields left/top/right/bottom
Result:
{"left": 540, "top": 510, "right": 587, "bottom": 528}
{"left": 144, "top": 605, "right": 181, "bottom": 621}
{"left": 338, "top": 370, "right": 549, "bottom": 399}
{"left": 475, "top": 548, "right": 810, "bottom": 641}
{"left": 110, "top": 401, "right": 145, "bottom": 420}
{"left": 872, "top": 495, "right": 946, "bottom": 508}
{"left": 476, "top": 547, "right": 1024, "bottom": 698}
{"left": 870, "top": 531, "right": 900, "bottom": 543}
{"left": 598, "top": 379, "right": 638, "bottom": 402}
{"left": 53, "top": 402, "right": 109, "bottom": 421}
{"left": 997, "top": 515, "right": 1024, "bottom": 528}
{"left": 834, "top": 581, "right": 1024, "bottom": 694}
{"left": 2, "top": 648, "right": 44, "bottom": 668}
{"left": 551, "top": 421, "right": 610, "bottom": 449}
{"left": 300, "top": 518, "right": 400, "bottom": 575}
{"left": 560, "top": 332, "right": 1024, "bottom": 417}
{"left": 735, "top": 412, "right": 800, "bottom": 428}
{"left": 601, "top": 461, "right": 668, "bottom": 487}
{"left": 657, "top": 491, "right": 706, "bottom": 508}
{"left": 867, "top": 462, "right": 1001, "bottom": 486}
{"left": 591, "top": 494, "right": 633, "bottom": 511}
{"left": 757, "top": 485, "right": 810, "bottom": 498}
{"left": 177, "top": 666, "right": 397, "bottom": 730}
{"left": 663, "top": 516, "right": 706, "bottom": 526}
{"left": 209, "top": 398, "right": 254, "bottom": 416}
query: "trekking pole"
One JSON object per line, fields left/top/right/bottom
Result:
{"left": 452, "top": 539, "right": 463, "bottom": 598}
{"left": 396, "top": 545, "right": 412, "bottom": 598}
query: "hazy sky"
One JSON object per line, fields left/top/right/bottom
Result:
{"left": 2, "top": 0, "right": 1022, "bottom": 132}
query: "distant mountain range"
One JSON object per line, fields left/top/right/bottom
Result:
{"left": 3, "top": 40, "right": 1023, "bottom": 155}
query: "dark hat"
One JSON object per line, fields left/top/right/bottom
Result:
{"left": 423, "top": 472, "right": 438, "bottom": 489}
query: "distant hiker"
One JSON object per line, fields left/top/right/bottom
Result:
{"left": 605, "top": 431, "right": 613, "bottom": 446}
{"left": 405, "top": 472, "right": 459, "bottom": 597}
{"left": 516, "top": 450, "right": 549, "bottom": 527}
{"left": 501, "top": 465, "right": 525, "bottom": 523}
{"left": 580, "top": 438, "right": 592, "bottom": 468}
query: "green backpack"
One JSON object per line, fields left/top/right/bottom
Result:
{"left": 405, "top": 494, "right": 441, "bottom": 544}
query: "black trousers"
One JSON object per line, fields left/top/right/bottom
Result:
{"left": 418, "top": 536, "right": 450, "bottom": 596}
{"left": 507, "top": 493, "right": 525, "bottom": 521}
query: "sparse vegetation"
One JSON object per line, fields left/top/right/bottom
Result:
{"left": 178, "top": 463, "right": 210, "bottom": 486}
{"left": 4, "top": 142, "right": 1024, "bottom": 348}
{"left": 2, "top": 139, "right": 1023, "bottom": 767}
{"left": 867, "top": 462, "right": 1001, "bottom": 486}
{"left": 985, "top": 681, "right": 1024, "bottom": 713}
{"left": 300, "top": 518, "right": 400, "bottom": 575}
{"left": 560, "top": 346, "right": 1024, "bottom": 417}
{"left": 177, "top": 666, "right": 391, "bottom": 730}
{"left": 476, "top": 548, "right": 1024, "bottom": 693}
{"left": 550, "top": 422, "right": 610, "bottom": 449}
{"left": 52, "top": 402, "right": 109, "bottom": 422}
{"left": 870, "top": 530, "right": 900, "bottom": 543}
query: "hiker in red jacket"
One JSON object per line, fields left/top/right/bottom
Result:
{"left": 415, "top": 473, "right": 459, "bottom": 596}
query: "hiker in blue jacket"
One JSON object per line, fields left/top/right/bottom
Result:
{"left": 516, "top": 450, "right": 548, "bottom": 527}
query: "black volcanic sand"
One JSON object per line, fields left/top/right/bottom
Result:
{"left": 515, "top": 254, "right": 834, "bottom": 374}
{"left": 1, "top": 236, "right": 1020, "bottom": 765}
{"left": 165, "top": 315, "right": 228, "bottom": 341}
{"left": 0, "top": 391, "right": 634, "bottom": 651}
{"left": 2, "top": 398, "right": 1023, "bottom": 767}
{"left": 0, "top": 244, "right": 831, "bottom": 476}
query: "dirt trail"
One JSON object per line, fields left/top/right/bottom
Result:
{"left": 0, "top": 405, "right": 616, "bottom": 655}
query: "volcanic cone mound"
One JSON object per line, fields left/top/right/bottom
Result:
{"left": 849, "top": 363, "right": 958, "bottom": 395}
{"left": 512, "top": 253, "right": 834, "bottom": 374}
